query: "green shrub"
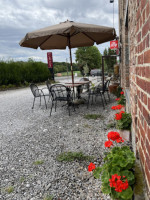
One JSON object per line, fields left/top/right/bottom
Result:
{"left": 0, "top": 60, "right": 51, "bottom": 86}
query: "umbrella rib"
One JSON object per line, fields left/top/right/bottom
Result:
{"left": 81, "top": 32, "right": 95, "bottom": 42}
{"left": 39, "top": 35, "right": 52, "bottom": 48}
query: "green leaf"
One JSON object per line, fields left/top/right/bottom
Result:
{"left": 110, "top": 166, "right": 120, "bottom": 175}
{"left": 121, "top": 170, "right": 135, "bottom": 185}
{"left": 101, "top": 170, "right": 110, "bottom": 183}
{"left": 93, "top": 167, "right": 102, "bottom": 179}
{"left": 120, "top": 186, "right": 133, "bottom": 200}
{"left": 101, "top": 183, "right": 111, "bottom": 194}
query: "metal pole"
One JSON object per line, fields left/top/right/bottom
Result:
{"left": 102, "top": 56, "right": 104, "bottom": 92}
{"left": 68, "top": 35, "right": 74, "bottom": 84}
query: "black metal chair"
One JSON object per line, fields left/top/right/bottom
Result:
{"left": 45, "top": 79, "right": 51, "bottom": 101}
{"left": 49, "top": 84, "right": 75, "bottom": 116}
{"left": 97, "top": 78, "right": 112, "bottom": 104}
{"left": 87, "top": 85, "right": 105, "bottom": 109}
{"left": 30, "top": 83, "right": 50, "bottom": 109}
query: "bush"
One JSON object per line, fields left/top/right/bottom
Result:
{"left": 0, "top": 60, "right": 51, "bottom": 86}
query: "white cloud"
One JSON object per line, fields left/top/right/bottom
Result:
{"left": 0, "top": 0, "right": 119, "bottom": 63}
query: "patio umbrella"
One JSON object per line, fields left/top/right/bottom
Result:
{"left": 19, "top": 20, "right": 116, "bottom": 84}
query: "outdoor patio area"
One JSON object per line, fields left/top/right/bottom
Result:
{"left": 0, "top": 85, "right": 129, "bottom": 200}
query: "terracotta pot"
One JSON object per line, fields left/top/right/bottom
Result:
{"left": 119, "top": 130, "right": 131, "bottom": 141}
{"left": 109, "top": 84, "right": 118, "bottom": 93}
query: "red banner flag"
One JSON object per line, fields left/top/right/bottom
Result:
{"left": 110, "top": 40, "right": 118, "bottom": 49}
{"left": 47, "top": 52, "right": 53, "bottom": 68}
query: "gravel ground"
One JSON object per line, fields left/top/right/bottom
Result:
{"left": 0, "top": 86, "right": 120, "bottom": 200}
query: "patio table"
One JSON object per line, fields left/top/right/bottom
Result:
{"left": 65, "top": 81, "right": 90, "bottom": 99}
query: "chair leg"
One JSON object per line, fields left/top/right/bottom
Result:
{"left": 87, "top": 94, "right": 90, "bottom": 108}
{"left": 32, "top": 97, "right": 35, "bottom": 109}
{"left": 107, "top": 91, "right": 110, "bottom": 101}
{"left": 43, "top": 95, "right": 47, "bottom": 109}
{"left": 68, "top": 102, "right": 71, "bottom": 116}
{"left": 40, "top": 96, "right": 41, "bottom": 106}
{"left": 50, "top": 101, "right": 54, "bottom": 116}
{"left": 103, "top": 93, "right": 107, "bottom": 104}
{"left": 55, "top": 100, "right": 57, "bottom": 112}
{"left": 100, "top": 93, "right": 105, "bottom": 109}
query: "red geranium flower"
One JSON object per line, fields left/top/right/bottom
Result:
{"left": 120, "top": 91, "right": 124, "bottom": 95}
{"left": 107, "top": 131, "right": 121, "bottom": 141}
{"left": 115, "top": 111, "right": 125, "bottom": 120}
{"left": 104, "top": 140, "right": 113, "bottom": 148}
{"left": 88, "top": 162, "right": 96, "bottom": 171}
{"left": 115, "top": 98, "right": 120, "bottom": 101}
{"left": 109, "top": 174, "right": 129, "bottom": 193}
{"left": 111, "top": 105, "right": 124, "bottom": 110}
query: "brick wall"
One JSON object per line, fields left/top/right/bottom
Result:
{"left": 119, "top": 0, "right": 150, "bottom": 197}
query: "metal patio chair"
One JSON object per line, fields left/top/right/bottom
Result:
{"left": 49, "top": 84, "right": 75, "bottom": 116}
{"left": 45, "top": 79, "right": 51, "bottom": 101}
{"left": 30, "top": 83, "right": 50, "bottom": 109}
{"left": 87, "top": 84, "right": 105, "bottom": 109}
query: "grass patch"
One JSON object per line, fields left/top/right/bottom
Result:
{"left": 57, "top": 71, "right": 82, "bottom": 77}
{"left": 43, "top": 195, "right": 53, "bottom": 200}
{"left": 106, "top": 122, "right": 116, "bottom": 129}
{"left": 33, "top": 160, "right": 44, "bottom": 165}
{"left": 84, "top": 124, "right": 91, "bottom": 128}
{"left": 57, "top": 151, "right": 94, "bottom": 162}
{"left": 84, "top": 114, "right": 104, "bottom": 120}
{"left": 5, "top": 186, "right": 14, "bottom": 193}
{"left": 20, "top": 176, "right": 25, "bottom": 183}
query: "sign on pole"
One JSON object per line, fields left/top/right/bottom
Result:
{"left": 47, "top": 52, "right": 54, "bottom": 80}
{"left": 110, "top": 40, "right": 118, "bottom": 50}
{"left": 47, "top": 52, "right": 53, "bottom": 68}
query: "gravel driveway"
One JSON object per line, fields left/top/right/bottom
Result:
{"left": 0, "top": 86, "right": 116, "bottom": 200}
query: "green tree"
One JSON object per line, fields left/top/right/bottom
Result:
{"left": 103, "top": 48, "right": 117, "bottom": 73}
{"left": 75, "top": 46, "right": 102, "bottom": 74}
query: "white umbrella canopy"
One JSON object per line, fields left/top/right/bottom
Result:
{"left": 19, "top": 20, "right": 116, "bottom": 83}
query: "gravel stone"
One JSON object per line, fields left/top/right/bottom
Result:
{"left": 0, "top": 86, "right": 127, "bottom": 200}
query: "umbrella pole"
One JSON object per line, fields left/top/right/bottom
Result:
{"left": 68, "top": 37, "right": 75, "bottom": 99}
{"left": 68, "top": 42, "right": 74, "bottom": 85}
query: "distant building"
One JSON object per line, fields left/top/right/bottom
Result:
{"left": 118, "top": 0, "right": 150, "bottom": 198}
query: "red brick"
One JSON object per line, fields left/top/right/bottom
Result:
{"left": 143, "top": 106, "right": 150, "bottom": 125}
{"left": 144, "top": 49, "right": 150, "bottom": 63}
{"left": 140, "top": 123, "right": 145, "bottom": 140}
{"left": 143, "top": 93, "right": 147, "bottom": 105}
{"left": 142, "top": 18, "right": 150, "bottom": 38}
{"left": 138, "top": 99, "right": 143, "bottom": 112}
{"left": 147, "top": 127, "right": 150, "bottom": 141}
{"left": 145, "top": 163, "right": 150, "bottom": 186}
{"left": 143, "top": 9, "right": 145, "bottom": 23}
{"left": 137, "top": 31, "right": 141, "bottom": 42}
{"left": 146, "top": 138, "right": 150, "bottom": 153}
{"left": 141, "top": 0, "right": 146, "bottom": 10}
{"left": 136, "top": 7, "right": 141, "bottom": 20}
{"left": 146, "top": 34, "right": 149, "bottom": 48}
{"left": 146, "top": 81, "right": 150, "bottom": 93}
{"left": 146, "top": 1, "right": 150, "bottom": 19}
{"left": 145, "top": 67, "right": 150, "bottom": 78}
{"left": 139, "top": 147, "right": 145, "bottom": 166}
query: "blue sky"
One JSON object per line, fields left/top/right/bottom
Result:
{"left": 0, "top": 0, "right": 118, "bottom": 63}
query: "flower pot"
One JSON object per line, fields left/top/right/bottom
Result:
{"left": 109, "top": 84, "right": 118, "bottom": 93}
{"left": 119, "top": 130, "right": 131, "bottom": 141}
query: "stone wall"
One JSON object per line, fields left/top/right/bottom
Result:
{"left": 118, "top": 0, "right": 150, "bottom": 198}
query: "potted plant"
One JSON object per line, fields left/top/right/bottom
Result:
{"left": 115, "top": 111, "right": 132, "bottom": 141}
{"left": 88, "top": 131, "right": 135, "bottom": 200}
